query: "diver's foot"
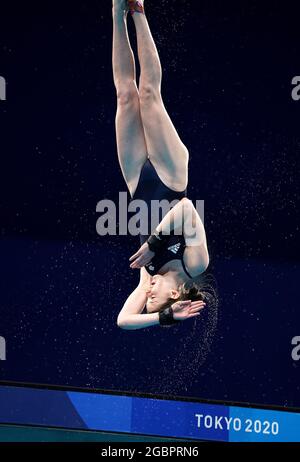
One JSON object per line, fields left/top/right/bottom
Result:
{"left": 127, "top": 0, "right": 145, "bottom": 16}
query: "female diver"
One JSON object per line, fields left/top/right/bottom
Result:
{"left": 113, "top": 0, "right": 213, "bottom": 330}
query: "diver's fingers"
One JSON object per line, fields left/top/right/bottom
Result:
{"left": 130, "top": 256, "right": 144, "bottom": 268}
{"left": 190, "top": 300, "right": 206, "bottom": 307}
{"left": 189, "top": 306, "right": 205, "bottom": 313}
{"left": 188, "top": 313, "right": 201, "bottom": 318}
{"left": 130, "top": 260, "right": 138, "bottom": 268}
{"left": 189, "top": 303, "right": 205, "bottom": 310}
{"left": 129, "top": 250, "right": 141, "bottom": 261}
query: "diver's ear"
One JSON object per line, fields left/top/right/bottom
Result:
{"left": 170, "top": 289, "right": 180, "bottom": 300}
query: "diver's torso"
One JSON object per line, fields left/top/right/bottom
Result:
{"left": 131, "top": 158, "right": 192, "bottom": 279}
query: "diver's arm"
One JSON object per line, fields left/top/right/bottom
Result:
{"left": 129, "top": 199, "right": 209, "bottom": 275}
{"left": 129, "top": 199, "right": 189, "bottom": 269}
{"left": 155, "top": 198, "right": 209, "bottom": 276}
{"left": 180, "top": 199, "right": 209, "bottom": 276}
{"left": 118, "top": 308, "right": 159, "bottom": 330}
{"left": 154, "top": 198, "right": 204, "bottom": 244}
{"left": 117, "top": 269, "right": 159, "bottom": 330}
{"left": 154, "top": 197, "right": 188, "bottom": 235}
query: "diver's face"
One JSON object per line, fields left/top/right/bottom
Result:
{"left": 146, "top": 275, "right": 177, "bottom": 313}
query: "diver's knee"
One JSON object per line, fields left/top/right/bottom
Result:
{"left": 116, "top": 83, "right": 139, "bottom": 106}
{"left": 139, "top": 85, "right": 161, "bottom": 105}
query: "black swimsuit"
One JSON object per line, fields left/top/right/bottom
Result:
{"left": 131, "top": 158, "right": 193, "bottom": 279}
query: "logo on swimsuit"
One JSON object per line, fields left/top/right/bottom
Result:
{"left": 168, "top": 243, "right": 181, "bottom": 254}
{"left": 0, "top": 76, "right": 6, "bottom": 101}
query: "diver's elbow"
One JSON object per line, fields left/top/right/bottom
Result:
{"left": 117, "top": 316, "right": 125, "bottom": 329}
{"left": 117, "top": 316, "right": 129, "bottom": 330}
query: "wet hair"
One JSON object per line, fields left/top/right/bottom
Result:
{"left": 158, "top": 273, "right": 219, "bottom": 314}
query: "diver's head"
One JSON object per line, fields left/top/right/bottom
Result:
{"left": 145, "top": 274, "right": 218, "bottom": 315}
{"left": 146, "top": 274, "right": 180, "bottom": 313}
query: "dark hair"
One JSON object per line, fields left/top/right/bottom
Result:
{"left": 158, "top": 273, "right": 219, "bottom": 314}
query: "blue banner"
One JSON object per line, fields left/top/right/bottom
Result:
{"left": 0, "top": 385, "right": 299, "bottom": 442}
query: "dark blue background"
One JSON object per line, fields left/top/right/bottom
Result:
{"left": 0, "top": 1, "right": 299, "bottom": 407}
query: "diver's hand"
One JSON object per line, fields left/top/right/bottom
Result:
{"left": 171, "top": 300, "right": 206, "bottom": 321}
{"left": 129, "top": 243, "right": 155, "bottom": 269}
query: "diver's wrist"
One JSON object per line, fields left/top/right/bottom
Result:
{"left": 159, "top": 306, "right": 180, "bottom": 327}
{"left": 147, "top": 229, "right": 169, "bottom": 254}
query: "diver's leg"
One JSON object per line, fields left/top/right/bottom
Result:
{"left": 112, "top": 1, "right": 148, "bottom": 197}
{"left": 130, "top": 1, "right": 189, "bottom": 191}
